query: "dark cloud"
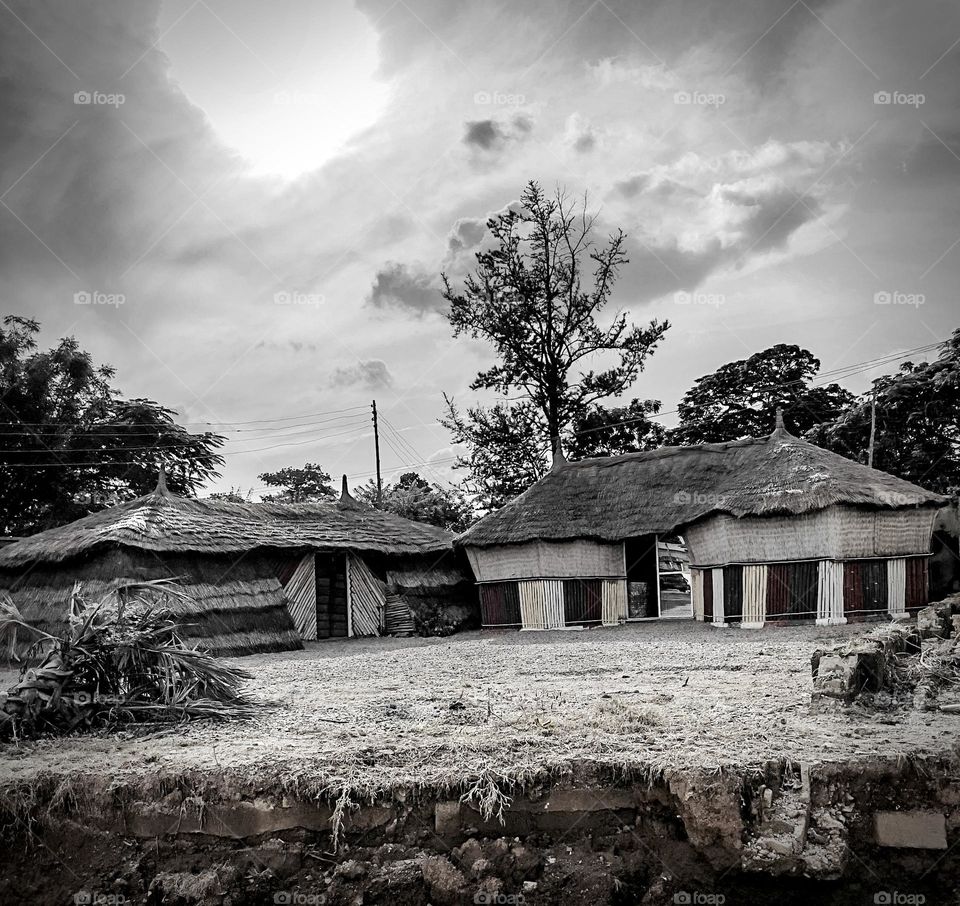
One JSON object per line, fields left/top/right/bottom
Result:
{"left": 330, "top": 359, "right": 393, "bottom": 389}
{"left": 366, "top": 261, "right": 445, "bottom": 315}
{"left": 462, "top": 114, "right": 533, "bottom": 152}
{"left": 447, "top": 217, "right": 488, "bottom": 255}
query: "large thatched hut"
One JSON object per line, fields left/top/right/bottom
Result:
{"left": 458, "top": 417, "right": 946, "bottom": 630}
{"left": 0, "top": 475, "right": 464, "bottom": 656}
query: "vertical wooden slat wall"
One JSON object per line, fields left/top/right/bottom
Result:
{"left": 887, "top": 557, "right": 906, "bottom": 616}
{"left": 861, "top": 560, "right": 889, "bottom": 615}
{"left": 518, "top": 580, "right": 564, "bottom": 630}
{"left": 816, "top": 560, "right": 845, "bottom": 624}
{"left": 601, "top": 579, "right": 627, "bottom": 625}
{"left": 702, "top": 568, "right": 714, "bottom": 622}
{"left": 691, "top": 568, "right": 705, "bottom": 621}
{"left": 711, "top": 568, "right": 725, "bottom": 624}
{"left": 741, "top": 564, "right": 767, "bottom": 626}
{"left": 282, "top": 553, "right": 317, "bottom": 640}
{"left": 843, "top": 561, "right": 864, "bottom": 620}
{"left": 347, "top": 553, "right": 385, "bottom": 637}
{"left": 905, "top": 557, "right": 928, "bottom": 610}
{"left": 765, "top": 564, "right": 790, "bottom": 619}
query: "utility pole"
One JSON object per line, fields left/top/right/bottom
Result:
{"left": 371, "top": 400, "right": 382, "bottom": 504}
{"left": 867, "top": 382, "right": 878, "bottom": 468}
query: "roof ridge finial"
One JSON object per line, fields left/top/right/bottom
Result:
{"left": 338, "top": 474, "right": 360, "bottom": 509}
{"left": 551, "top": 438, "right": 566, "bottom": 471}
{"left": 154, "top": 467, "right": 169, "bottom": 496}
{"left": 775, "top": 408, "right": 785, "bottom": 431}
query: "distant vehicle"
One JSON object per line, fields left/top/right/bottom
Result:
{"left": 660, "top": 572, "right": 691, "bottom": 594}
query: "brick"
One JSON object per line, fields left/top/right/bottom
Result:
{"left": 874, "top": 810, "right": 947, "bottom": 849}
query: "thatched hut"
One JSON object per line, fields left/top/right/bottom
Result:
{"left": 458, "top": 416, "right": 946, "bottom": 629}
{"left": 0, "top": 475, "right": 464, "bottom": 656}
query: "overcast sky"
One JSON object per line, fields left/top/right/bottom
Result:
{"left": 2, "top": 0, "right": 958, "bottom": 496}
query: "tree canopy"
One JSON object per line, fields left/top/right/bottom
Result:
{"left": 0, "top": 317, "right": 225, "bottom": 536}
{"left": 355, "top": 471, "right": 474, "bottom": 533}
{"left": 258, "top": 462, "right": 335, "bottom": 502}
{"left": 807, "top": 329, "right": 960, "bottom": 494}
{"left": 667, "top": 344, "right": 856, "bottom": 445}
{"left": 442, "top": 181, "right": 669, "bottom": 509}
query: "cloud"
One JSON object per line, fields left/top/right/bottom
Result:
{"left": 563, "top": 113, "right": 598, "bottom": 153}
{"left": 447, "top": 217, "right": 488, "bottom": 255}
{"left": 462, "top": 114, "right": 534, "bottom": 152}
{"left": 330, "top": 359, "right": 393, "bottom": 389}
{"left": 366, "top": 261, "right": 444, "bottom": 315}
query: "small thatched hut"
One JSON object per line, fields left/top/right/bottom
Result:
{"left": 0, "top": 475, "right": 464, "bottom": 656}
{"left": 458, "top": 417, "right": 946, "bottom": 629}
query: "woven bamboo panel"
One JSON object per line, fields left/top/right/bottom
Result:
{"left": 518, "top": 580, "right": 564, "bottom": 629}
{"left": 711, "top": 568, "right": 725, "bottom": 624}
{"left": 741, "top": 564, "right": 767, "bottom": 624}
{"left": 601, "top": 579, "right": 627, "bottom": 625}
{"left": 347, "top": 553, "right": 384, "bottom": 637}
{"left": 817, "top": 560, "right": 844, "bottom": 623}
{"left": 467, "top": 540, "right": 625, "bottom": 582}
{"left": 691, "top": 569, "right": 705, "bottom": 621}
{"left": 281, "top": 553, "right": 317, "bottom": 640}
{"left": 887, "top": 557, "right": 906, "bottom": 615}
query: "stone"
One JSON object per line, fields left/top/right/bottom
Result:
{"left": 335, "top": 860, "right": 366, "bottom": 880}
{"left": 420, "top": 855, "right": 468, "bottom": 905}
{"left": 434, "top": 800, "right": 461, "bottom": 837}
{"left": 874, "top": 810, "right": 947, "bottom": 849}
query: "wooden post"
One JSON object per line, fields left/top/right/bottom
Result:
{"left": 371, "top": 399, "right": 382, "bottom": 504}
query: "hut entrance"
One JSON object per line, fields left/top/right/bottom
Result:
{"left": 624, "top": 535, "right": 660, "bottom": 619}
{"left": 316, "top": 552, "right": 349, "bottom": 638}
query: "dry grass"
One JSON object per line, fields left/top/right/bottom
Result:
{"left": 1, "top": 620, "right": 957, "bottom": 808}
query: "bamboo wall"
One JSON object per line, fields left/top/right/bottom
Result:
{"left": 691, "top": 554, "right": 929, "bottom": 627}
{"left": 347, "top": 553, "right": 385, "bottom": 637}
{"left": 466, "top": 540, "right": 625, "bottom": 582}
{"left": 478, "top": 577, "right": 628, "bottom": 629}
{"left": 685, "top": 505, "right": 937, "bottom": 567}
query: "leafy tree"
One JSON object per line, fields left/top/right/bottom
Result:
{"left": 440, "top": 398, "right": 548, "bottom": 512}
{"left": 207, "top": 487, "right": 252, "bottom": 503}
{"left": 356, "top": 471, "right": 474, "bottom": 533}
{"left": 807, "top": 329, "right": 960, "bottom": 494}
{"left": 568, "top": 399, "right": 666, "bottom": 459}
{"left": 0, "top": 317, "right": 225, "bottom": 535}
{"left": 258, "top": 463, "right": 335, "bottom": 502}
{"left": 667, "top": 344, "right": 856, "bottom": 445}
{"left": 442, "top": 181, "right": 669, "bottom": 505}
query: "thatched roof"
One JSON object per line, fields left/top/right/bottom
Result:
{"left": 0, "top": 475, "right": 453, "bottom": 568}
{"left": 458, "top": 420, "right": 948, "bottom": 548}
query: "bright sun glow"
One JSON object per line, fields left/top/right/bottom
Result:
{"left": 158, "top": 0, "right": 389, "bottom": 180}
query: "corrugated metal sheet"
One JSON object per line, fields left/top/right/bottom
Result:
{"left": 479, "top": 582, "right": 522, "bottom": 627}
{"left": 887, "top": 557, "right": 906, "bottom": 615}
{"left": 766, "top": 563, "right": 790, "bottom": 618}
{"left": 817, "top": 560, "right": 844, "bottom": 623}
{"left": 602, "top": 579, "right": 627, "bottom": 625}
{"left": 741, "top": 564, "right": 767, "bottom": 625}
{"left": 519, "top": 579, "right": 564, "bottom": 629}
{"left": 711, "top": 568, "right": 725, "bottom": 624}
{"left": 702, "top": 568, "right": 714, "bottom": 622}
{"left": 789, "top": 560, "right": 819, "bottom": 619}
{"left": 563, "top": 579, "right": 602, "bottom": 624}
{"left": 905, "top": 556, "right": 928, "bottom": 610}
{"left": 844, "top": 559, "right": 889, "bottom": 620}
{"left": 723, "top": 565, "right": 744, "bottom": 623}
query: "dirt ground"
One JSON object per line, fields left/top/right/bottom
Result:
{"left": 2, "top": 620, "right": 958, "bottom": 793}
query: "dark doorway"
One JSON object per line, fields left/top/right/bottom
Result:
{"left": 624, "top": 535, "right": 659, "bottom": 619}
{"left": 315, "top": 552, "right": 349, "bottom": 638}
